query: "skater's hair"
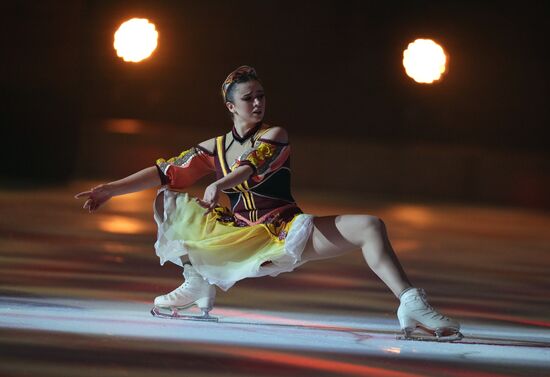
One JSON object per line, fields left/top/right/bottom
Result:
{"left": 221, "top": 65, "right": 261, "bottom": 103}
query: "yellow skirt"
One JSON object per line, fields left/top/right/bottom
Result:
{"left": 153, "top": 189, "right": 314, "bottom": 291}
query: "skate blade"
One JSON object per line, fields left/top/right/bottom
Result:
{"left": 397, "top": 331, "right": 463, "bottom": 342}
{"left": 150, "top": 307, "right": 219, "bottom": 322}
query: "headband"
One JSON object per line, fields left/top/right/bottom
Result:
{"left": 221, "top": 65, "right": 257, "bottom": 102}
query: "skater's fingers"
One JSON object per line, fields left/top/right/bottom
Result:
{"left": 200, "top": 200, "right": 215, "bottom": 216}
{"left": 195, "top": 198, "right": 210, "bottom": 209}
{"left": 205, "top": 202, "right": 217, "bottom": 216}
{"left": 83, "top": 199, "right": 92, "bottom": 209}
{"left": 74, "top": 190, "right": 92, "bottom": 199}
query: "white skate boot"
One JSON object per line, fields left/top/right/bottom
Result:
{"left": 151, "top": 264, "right": 217, "bottom": 321}
{"left": 397, "top": 288, "right": 462, "bottom": 341}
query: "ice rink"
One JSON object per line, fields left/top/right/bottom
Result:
{"left": 1, "top": 183, "right": 549, "bottom": 377}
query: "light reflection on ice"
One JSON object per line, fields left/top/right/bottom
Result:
{"left": 1, "top": 296, "right": 549, "bottom": 370}
{"left": 383, "top": 347, "right": 402, "bottom": 354}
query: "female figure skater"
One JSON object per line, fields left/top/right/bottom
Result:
{"left": 76, "top": 66, "right": 461, "bottom": 341}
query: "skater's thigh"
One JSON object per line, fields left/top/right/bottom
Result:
{"left": 301, "top": 214, "right": 378, "bottom": 262}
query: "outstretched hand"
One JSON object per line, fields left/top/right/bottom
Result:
{"left": 195, "top": 183, "right": 220, "bottom": 216}
{"left": 74, "top": 184, "right": 113, "bottom": 213}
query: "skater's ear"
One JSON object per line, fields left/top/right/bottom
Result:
{"left": 226, "top": 101, "right": 236, "bottom": 114}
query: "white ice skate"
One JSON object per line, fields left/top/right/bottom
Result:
{"left": 151, "top": 264, "right": 218, "bottom": 322}
{"left": 397, "top": 288, "right": 462, "bottom": 342}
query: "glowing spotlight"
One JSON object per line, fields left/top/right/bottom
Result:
{"left": 114, "top": 18, "right": 158, "bottom": 63}
{"left": 403, "top": 39, "right": 447, "bottom": 84}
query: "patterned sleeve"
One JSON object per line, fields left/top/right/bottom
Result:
{"left": 231, "top": 139, "right": 290, "bottom": 180}
{"left": 156, "top": 146, "right": 215, "bottom": 189}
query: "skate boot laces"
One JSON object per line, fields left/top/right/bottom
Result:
{"left": 412, "top": 289, "right": 449, "bottom": 321}
{"left": 164, "top": 281, "right": 192, "bottom": 301}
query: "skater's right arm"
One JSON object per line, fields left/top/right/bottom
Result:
{"left": 76, "top": 138, "right": 216, "bottom": 213}
{"left": 75, "top": 166, "right": 161, "bottom": 213}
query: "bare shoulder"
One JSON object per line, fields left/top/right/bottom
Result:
{"left": 261, "top": 125, "right": 289, "bottom": 143}
{"left": 197, "top": 137, "right": 216, "bottom": 155}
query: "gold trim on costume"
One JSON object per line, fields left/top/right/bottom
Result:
{"left": 216, "top": 135, "right": 258, "bottom": 217}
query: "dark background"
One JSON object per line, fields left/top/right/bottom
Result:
{"left": 1, "top": 0, "right": 548, "bottom": 207}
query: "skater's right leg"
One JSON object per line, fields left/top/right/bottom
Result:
{"left": 153, "top": 264, "right": 216, "bottom": 319}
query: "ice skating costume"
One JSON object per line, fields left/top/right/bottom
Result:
{"left": 153, "top": 123, "right": 314, "bottom": 291}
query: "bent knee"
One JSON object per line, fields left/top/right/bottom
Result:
{"left": 358, "top": 215, "right": 384, "bottom": 233}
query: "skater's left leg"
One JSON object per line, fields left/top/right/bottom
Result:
{"left": 300, "top": 215, "right": 411, "bottom": 297}
{"left": 300, "top": 214, "right": 461, "bottom": 340}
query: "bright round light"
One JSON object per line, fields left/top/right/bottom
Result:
{"left": 402, "top": 39, "right": 447, "bottom": 84}
{"left": 114, "top": 18, "right": 158, "bottom": 63}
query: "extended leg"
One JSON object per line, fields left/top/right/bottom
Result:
{"left": 300, "top": 215, "right": 461, "bottom": 341}
{"left": 301, "top": 215, "right": 411, "bottom": 297}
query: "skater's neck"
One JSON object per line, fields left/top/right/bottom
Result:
{"left": 232, "top": 121, "right": 261, "bottom": 142}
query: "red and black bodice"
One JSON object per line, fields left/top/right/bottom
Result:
{"left": 156, "top": 124, "right": 302, "bottom": 226}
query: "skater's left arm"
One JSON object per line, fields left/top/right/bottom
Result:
{"left": 231, "top": 126, "right": 289, "bottom": 179}
{"left": 197, "top": 165, "right": 253, "bottom": 214}
{"left": 197, "top": 127, "right": 289, "bottom": 215}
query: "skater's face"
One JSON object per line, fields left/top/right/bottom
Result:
{"left": 225, "top": 80, "right": 265, "bottom": 124}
